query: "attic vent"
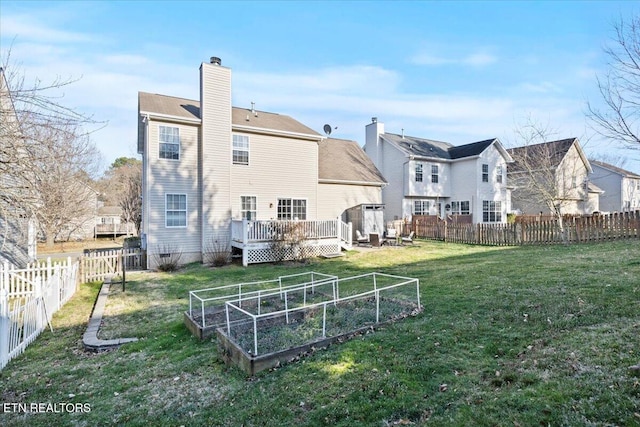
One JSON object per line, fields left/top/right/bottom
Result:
{"left": 401, "top": 128, "right": 405, "bottom": 139}
{"left": 210, "top": 56, "right": 222, "bottom": 65}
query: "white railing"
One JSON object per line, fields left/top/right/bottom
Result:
{"left": 1, "top": 257, "right": 79, "bottom": 370}
{"left": 231, "top": 218, "right": 349, "bottom": 244}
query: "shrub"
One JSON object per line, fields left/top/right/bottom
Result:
{"left": 203, "top": 238, "right": 231, "bottom": 267}
{"left": 152, "top": 243, "right": 183, "bottom": 271}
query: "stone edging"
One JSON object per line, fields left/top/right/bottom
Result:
{"left": 83, "top": 276, "right": 138, "bottom": 351}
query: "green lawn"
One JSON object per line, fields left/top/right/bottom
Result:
{"left": 1, "top": 240, "right": 639, "bottom": 426}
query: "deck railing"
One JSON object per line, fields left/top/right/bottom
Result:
{"left": 232, "top": 218, "right": 349, "bottom": 245}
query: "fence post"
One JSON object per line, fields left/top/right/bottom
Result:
{"left": 0, "top": 288, "right": 9, "bottom": 370}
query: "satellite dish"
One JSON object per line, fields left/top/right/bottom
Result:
{"left": 323, "top": 124, "right": 332, "bottom": 136}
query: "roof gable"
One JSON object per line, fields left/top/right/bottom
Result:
{"left": 380, "top": 132, "right": 510, "bottom": 162}
{"left": 138, "top": 92, "right": 321, "bottom": 138}
{"left": 319, "top": 138, "right": 386, "bottom": 185}
{"left": 507, "top": 138, "right": 588, "bottom": 172}
{"left": 590, "top": 160, "right": 640, "bottom": 179}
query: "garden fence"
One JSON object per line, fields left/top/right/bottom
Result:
{"left": 79, "top": 248, "right": 145, "bottom": 283}
{"left": 409, "top": 210, "right": 640, "bottom": 246}
{"left": 0, "top": 257, "right": 78, "bottom": 370}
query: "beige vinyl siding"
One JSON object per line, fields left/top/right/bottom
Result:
{"left": 230, "top": 133, "right": 319, "bottom": 220}
{"left": 200, "top": 62, "right": 232, "bottom": 250}
{"left": 146, "top": 120, "right": 201, "bottom": 259}
{"left": 317, "top": 183, "right": 382, "bottom": 219}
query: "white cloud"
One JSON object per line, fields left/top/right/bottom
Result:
{"left": 410, "top": 48, "right": 497, "bottom": 67}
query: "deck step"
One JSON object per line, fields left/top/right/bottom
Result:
{"left": 322, "top": 253, "right": 345, "bottom": 259}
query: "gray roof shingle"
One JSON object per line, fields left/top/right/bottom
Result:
{"left": 319, "top": 138, "right": 386, "bottom": 185}
{"left": 590, "top": 160, "right": 640, "bottom": 179}
{"left": 138, "top": 92, "right": 320, "bottom": 137}
{"left": 381, "top": 132, "right": 500, "bottom": 160}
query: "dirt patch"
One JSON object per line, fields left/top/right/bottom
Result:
{"left": 38, "top": 238, "right": 124, "bottom": 255}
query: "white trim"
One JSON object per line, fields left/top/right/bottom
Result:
{"left": 240, "top": 195, "right": 257, "bottom": 220}
{"left": 276, "top": 197, "right": 309, "bottom": 220}
{"left": 158, "top": 125, "right": 181, "bottom": 161}
{"left": 232, "top": 124, "right": 322, "bottom": 141}
{"left": 232, "top": 133, "right": 250, "bottom": 165}
{"left": 165, "top": 193, "right": 188, "bottom": 228}
{"left": 318, "top": 179, "right": 386, "bottom": 187}
{"left": 140, "top": 111, "right": 201, "bottom": 124}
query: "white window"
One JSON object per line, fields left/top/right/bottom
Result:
{"left": 431, "top": 165, "right": 439, "bottom": 183}
{"left": 415, "top": 164, "right": 423, "bottom": 182}
{"left": 159, "top": 126, "right": 180, "bottom": 160}
{"left": 233, "top": 134, "right": 249, "bottom": 165}
{"left": 413, "top": 200, "right": 430, "bottom": 215}
{"left": 451, "top": 201, "right": 470, "bottom": 215}
{"left": 241, "top": 196, "right": 256, "bottom": 220}
{"left": 482, "top": 164, "right": 489, "bottom": 182}
{"left": 166, "top": 194, "right": 187, "bottom": 227}
{"left": 496, "top": 165, "right": 503, "bottom": 184}
{"left": 482, "top": 200, "right": 502, "bottom": 222}
{"left": 277, "top": 198, "right": 307, "bottom": 220}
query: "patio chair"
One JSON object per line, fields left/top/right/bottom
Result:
{"left": 355, "top": 230, "right": 370, "bottom": 246}
{"left": 401, "top": 231, "right": 415, "bottom": 245}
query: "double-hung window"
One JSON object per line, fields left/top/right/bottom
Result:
{"left": 413, "top": 200, "right": 430, "bottom": 216}
{"left": 451, "top": 201, "right": 470, "bottom": 215}
{"left": 233, "top": 134, "right": 249, "bottom": 165}
{"left": 277, "top": 198, "right": 307, "bottom": 220}
{"left": 496, "top": 165, "right": 503, "bottom": 183}
{"left": 415, "top": 164, "right": 423, "bottom": 182}
{"left": 431, "top": 165, "right": 439, "bottom": 183}
{"left": 166, "top": 194, "right": 187, "bottom": 227}
{"left": 241, "top": 196, "right": 257, "bottom": 220}
{"left": 159, "top": 126, "right": 180, "bottom": 160}
{"left": 482, "top": 200, "right": 502, "bottom": 222}
{"left": 482, "top": 164, "right": 489, "bottom": 182}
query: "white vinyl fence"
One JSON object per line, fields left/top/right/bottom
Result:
{"left": 0, "top": 257, "right": 79, "bottom": 370}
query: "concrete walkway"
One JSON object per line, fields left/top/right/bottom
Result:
{"left": 83, "top": 276, "right": 138, "bottom": 351}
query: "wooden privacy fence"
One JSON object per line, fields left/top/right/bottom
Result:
{"left": 1, "top": 257, "right": 78, "bottom": 370}
{"left": 80, "top": 248, "right": 145, "bottom": 283}
{"left": 410, "top": 211, "right": 640, "bottom": 246}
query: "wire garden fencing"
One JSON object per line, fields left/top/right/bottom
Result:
{"left": 0, "top": 257, "right": 79, "bottom": 370}
{"left": 186, "top": 272, "right": 339, "bottom": 337}
{"left": 223, "top": 272, "right": 421, "bottom": 357}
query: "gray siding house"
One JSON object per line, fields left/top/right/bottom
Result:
{"left": 138, "top": 58, "right": 385, "bottom": 267}
{"left": 364, "top": 118, "right": 513, "bottom": 223}
{"left": 0, "top": 67, "right": 37, "bottom": 267}
{"left": 590, "top": 160, "right": 640, "bottom": 212}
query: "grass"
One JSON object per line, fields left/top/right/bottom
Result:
{"left": 2, "top": 240, "right": 640, "bottom": 426}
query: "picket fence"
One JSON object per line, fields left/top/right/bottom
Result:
{"left": 410, "top": 210, "right": 640, "bottom": 246}
{"left": 79, "top": 248, "right": 145, "bottom": 284}
{"left": 0, "top": 257, "right": 78, "bottom": 370}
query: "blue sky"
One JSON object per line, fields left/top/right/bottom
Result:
{"left": 2, "top": 1, "right": 640, "bottom": 173}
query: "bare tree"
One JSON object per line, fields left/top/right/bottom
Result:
{"left": 588, "top": 15, "right": 640, "bottom": 148}
{"left": 98, "top": 157, "right": 142, "bottom": 236}
{"left": 29, "top": 123, "right": 101, "bottom": 247}
{"left": 507, "top": 120, "right": 591, "bottom": 242}
{"left": 1, "top": 53, "right": 101, "bottom": 251}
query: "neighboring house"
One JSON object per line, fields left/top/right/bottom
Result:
{"left": 0, "top": 67, "right": 37, "bottom": 266}
{"left": 507, "top": 138, "right": 601, "bottom": 215}
{"left": 364, "top": 118, "right": 514, "bottom": 223}
{"left": 137, "top": 57, "right": 384, "bottom": 267}
{"left": 95, "top": 205, "right": 136, "bottom": 237}
{"left": 590, "top": 160, "right": 640, "bottom": 212}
